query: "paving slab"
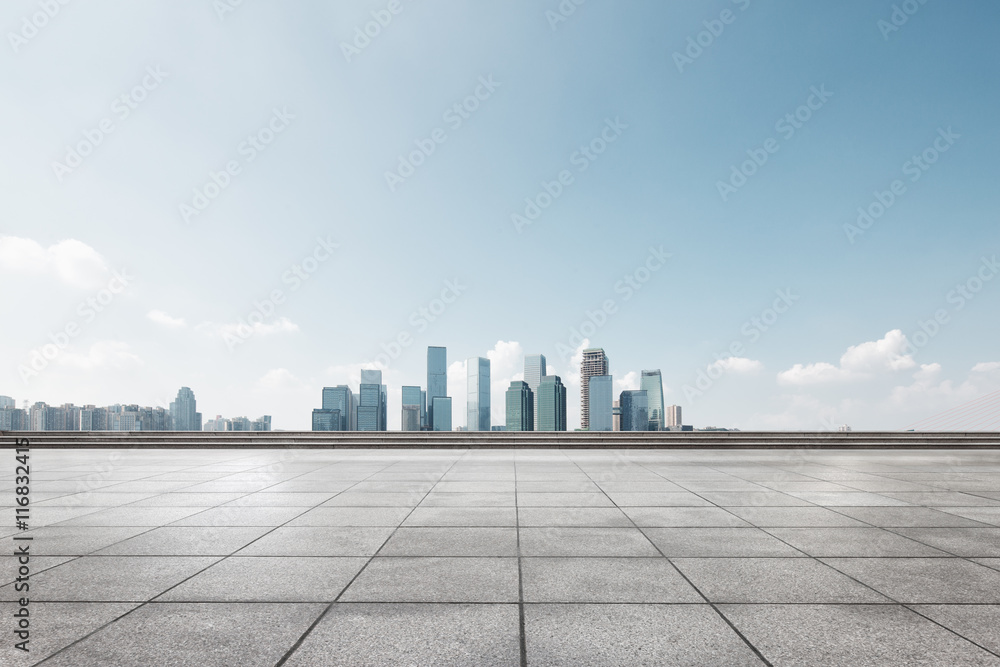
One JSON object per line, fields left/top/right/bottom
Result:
{"left": 339, "top": 557, "right": 519, "bottom": 602}
{"left": 644, "top": 527, "right": 805, "bottom": 557}
{"left": 379, "top": 527, "right": 518, "bottom": 556}
{"left": 522, "top": 557, "right": 701, "bottom": 602}
{"left": 0, "top": 602, "right": 139, "bottom": 666}
{"left": 911, "top": 605, "right": 1000, "bottom": 655}
{"left": 519, "top": 527, "right": 661, "bottom": 557}
{"left": 822, "top": 557, "right": 1000, "bottom": 603}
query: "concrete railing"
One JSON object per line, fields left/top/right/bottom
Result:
{"left": 2, "top": 430, "right": 998, "bottom": 448}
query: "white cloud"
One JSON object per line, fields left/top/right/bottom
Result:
{"left": 709, "top": 357, "right": 763, "bottom": 375}
{"left": 58, "top": 341, "right": 142, "bottom": 371}
{"left": 0, "top": 236, "right": 110, "bottom": 289}
{"left": 196, "top": 316, "right": 299, "bottom": 339}
{"left": 615, "top": 371, "right": 640, "bottom": 392}
{"left": 147, "top": 309, "right": 185, "bottom": 328}
{"left": 254, "top": 368, "right": 306, "bottom": 392}
{"left": 778, "top": 330, "right": 915, "bottom": 386}
{"left": 972, "top": 362, "right": 1000, "bottom": 374}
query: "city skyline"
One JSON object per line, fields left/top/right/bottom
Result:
{"left": 1, "top": 2, "right": 998, "bottom": 432}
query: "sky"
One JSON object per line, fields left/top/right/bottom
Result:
{"left": 1, "top": 0, "right": 999, "bottom": 431}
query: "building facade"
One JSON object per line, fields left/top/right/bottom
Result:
{"left": 169, "top": 387, "right": 202, "bottom": 431}
{"left": 401, "top": 385, "right": 424, "bottom": 432}
{"left": 505, "top": 381, "right": 533, "bottom": 432}
{"left": 640, "top": 370, "right": 665, "bottom": 431}
{"left": 536, "top": 375, "right": 566, "bottom": 431}
{"left": 427, "top": 346, "right": 447, "bottom": 429}
{"left": 431, "top": 396, "right": 452, "bottom": 431}
{"left": 524, "top": 354, "right": 546, "bottom": 430}
{"left": 467, "top": 357, "right": 491, "bottom": 432}
{"left": 665, "top": 404, "right": 682, "bottom": 428}
{"left": 619, "top": 389, "right": 649, "bottom": 432}
{"left": 588, "top": 375, "right": 613, "bottom": 432}
{"left": 580, "top": 348, "right": 608, "bottom": 430}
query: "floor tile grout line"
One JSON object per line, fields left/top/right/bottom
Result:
{"left": 560, "top": 449, "right": 776, "bottom": 667}
{"left": 272, "top": 449, "right": 469, "bottom": 667}
{"left": 514, "top": 450, "right": 529, "bottom": 667}
{"left": 900, "top": 603, "right": 1000, "bottom": 660}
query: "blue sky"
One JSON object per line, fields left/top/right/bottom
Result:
{"left": 2, "top": 0, "right": 998, "bottom": 430}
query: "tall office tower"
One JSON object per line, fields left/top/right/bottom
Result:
{"left": 427, "top": 346, "right": 447, "bottom": 429}
{"left": 536, "top": 375, "right": 566, "bottom": 431}
{"left": 524, "top": 354, "right": 546, "bottom": 430}
{"left": 420, "top": 390, "right": 427, "bottom": 429}
{"left": 640, "top": 370, "right": 665, "bottom": 431}
{"left": 169, "top": 387, "right": 202, "bottom": 431}
{"left": 467, "top": 357, "right": 491, "bottom": 431}
{"left": 588, "top": 375, "right": 613, "bottom": 431}
{"left": 579, "top": 348, "right": 608, "bottom": 430}
{"left": 322, "top": 385, "right": 355, "bottom": 431}
{"left": 505, "top": 381, "right": 534, "bottom": 432}
{"left": 0, "top": 396, "right": 15, "bottom": 409}
{"left": 359, "top": 370, "right": 387, "bottom": 431}
{"left": 612, "top": 400, "right": 621, "bottom": 431}
{"left": 0, "top": 408, "right": 27, "bottom": 430}
{"left": 312, "top": 409, "right": 340, "bottom": 431}
{"left": 251, "top": 416, "right": 272, "bottom": 431}
{"left": 620, "top": 390, "right": 649, "bottom": 432}
{"left": 401, "top": 386, "right": 423, "bottom": 432}
{"left": 666, "top": 404, "right": 682, "bottom": 428}
{"left": 431, "top": 396, "right": 452, "bottom": 431}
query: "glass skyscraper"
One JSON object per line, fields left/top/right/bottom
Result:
{"left": 358, "top": 369, "right": 386, "bottom": 431}
{"left": 467, "top": 357, "right": 491, "bottom": 431}
{"left": 588, "top": 375, "right": 613, "bottom": 432}
{"left": 427, "top": 346, "right": 447, "bottom": 430}
{"left": 580, "top": 349, "right": 608, "bottom": 430}
{"left": 431, "top": 396, "right": 452, "bottom": 431}
{"left": 401, "top": 385, "right": 423, "bottom": 432}
{"left": 524, "top": 354, "right": 546, "bottom": 430}
{"left": 169, "top": 386, "right": 202, "bottom": 431}
{"left": 321, "top": 385, "right": 355, "bottom": 431}
{"left": 640, "top": 370, "right": 665, "bottom": 431}
{"left": 619, "top": 389, "right": 649, "bottom": 432}
{"left": 311, "top": 408, "right": 340, "bottom": 431}
{"left": 536, "top": 375, "right": 566, "bottom": 431}
{"left": 505, "top": 381, "right": 533, "bottom": 431}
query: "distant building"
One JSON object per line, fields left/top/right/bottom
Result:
{"left": 360, "top": 369, "right": 387, "bottom": 431}
{"left": 251, "top": 415, "right": 271, "bottom": 431}
{"left": 0, "top": 407, "right": 27, "bottom": 430}
{"left": 431, "top": 396, "right": 452, "bottom": 432}
{"left": 467, "top": 357, "right": 491, "bottom": 432}
{"left": 401, "top": 386, "right": 423, "bottom": 432}
{"left": 536, "top": 375, "right": 566, "bottom": 431}
{"left": 427, "top": 346, "right": 447, "bottom": 429}
{"left": 665, "top": 404, "right": 682, "bottom": 428}
{"left": 491, "top": 425, "right": 506, "bottom": 432}
{"left": 524, "top": 354, "right": 546, "bottom": 430}
{"left": 322, "top": 386, "right": 355, "bottom": 430}
{"left": 620, "top": 390, "right": 649, "bottom": 432}
{"left": 0, "top": 396, "right": 15, "bottom": 410}
{"left": 505, "top": 381, "right": 533, "bottom": 432}
{"left": 640, "top": 370, "right": 665, "bottom": 431}
{"left": 580, "top": 348, "right": 608, "bottom": 430}
{"left": 170, "top": 387, "right": 202, "bottom": 431}
{"left": 312, "top": 409, "right": 340, "bottom": 431}
{"left": 588, "top": 375, "right": 613, "bottom": 432}
{"left": 612, "top": 400, "right": 621, "bottom": 432}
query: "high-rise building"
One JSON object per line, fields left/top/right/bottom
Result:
{"left": 524, "top": 354, "right": 546, "bottom": 430}
{"left": 588, "top": 375, "right": 613, "bottom": 431}
{"left": 467, "top": 357, "right": 491, "bottom": 432}
{"left": 666, "top": 404, "right": 682, "bottom": 428}
{"left": 580, "top": 348, "right": 608, "bottom": 430}
{"left": 536, "top": 375, "right": 566, "bottom": 431}
{"left": 505, "top": 381, "right": 533, "bottom": 432}
{"left": 0, "top": 407, "right": 27, "bottom": 430}
{"left": 322, "top": 385, "right": 355, "bottom": 430}
{"left": 169, "top": 387, "right": 202, "bottom": 431}
{"left": 401, "top": 386, "right": 423, "bottom": 432}
{"left": 620, "top": 390, "right": 649, "bottom": 431}
{"left": 0, "top": 396, "right": 15, "bottom": 410}
{"left": 251, "top": 415, "right": 272, "bottom": 431}
{"left": 359, "top": 369, "right": 387, "bottom": 431}
{"left": 427, "top": 346, "right": 447, "bottom": 429}
{"left": 612, "top": 400, "right": 621, "bottom": 431}
{"left": 640, "top": 370, "right": 665, "bottom": 431}
{"left": 312, "top": 409, "right": 340, "bottom": 431}
{"left": 431, "top": 396, "right": 452, "bottom": 431}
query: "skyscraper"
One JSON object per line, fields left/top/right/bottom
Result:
{"left": 640, "top": 370, "right": 665, "bottom": 431}
{"left": 620, "top": 389, "right": 649, "bottom": 431}
{"left": 0, "top": 396, "right": 15, "bottom": 409}
{"left": 666, "top": 404, "right": 682, "bottom": 428}
{"left": 358, "top": 369, "right": 386, "bottom": 431}
{"left": 505, "top": 381, "right": 533, "bottom": 431}
{"left": 312, "top": 409, "right": 339, "bottom": 431}
{"left": 322, "top": 385, "right": 355, "bottom": 430}
{"left": 467, "top": 357, "right": 491, "bottom": 431}
{"left": 169, "top": 387, "right": 202, "bottom": 431}
{"left": 588, "top": 375, "right": 613, "bottom": 432}
{"left": 536, "top": 375, "right": 566, "bottom": 431}
{"left": 524, "top": 354, "right": 546, "bottom": 430}
{"left": 427, "top": 346, "right": 447, "bottom": 429}
{"left": 401, "top": 386, "right": 423, "bottom": 432}
{"left": 431, "top": 396, "right": 452, "bottom": 431}
{"left": 580, "top": 349, "right": 608, "bottom": 430}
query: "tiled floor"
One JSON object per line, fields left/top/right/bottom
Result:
{"left": 2, "top": 447, "right": 1000, "bottom": 666}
